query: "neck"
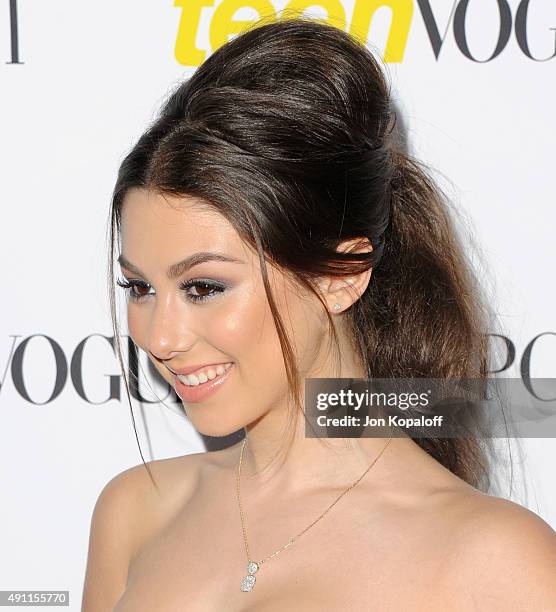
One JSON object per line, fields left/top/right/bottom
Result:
{"left": 241, "top": 414, "right": 394, "bottom": 496}
{"left": 239, "top": 338, "right": 394, "bottom": 496}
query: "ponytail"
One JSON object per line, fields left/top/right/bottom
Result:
{"left": 351, "top": 150, "right": 494, "bottom": 489}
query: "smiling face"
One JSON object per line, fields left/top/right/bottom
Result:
{"left": 118, "top": 188, "right": 329, "bottom": 437}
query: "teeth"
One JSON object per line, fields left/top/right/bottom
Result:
{"left": 189, "top": 376, "right": 199, "bottom": 386}
{"left": 177, "top": 363, "right": 232, "bottom": 386}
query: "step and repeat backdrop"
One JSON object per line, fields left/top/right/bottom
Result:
{"left": 1, "top": 0, "right": 555, "bottom": 608}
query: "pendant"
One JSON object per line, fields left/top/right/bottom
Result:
{"left": 240, "top": 561, "right": 259, "bottom": 592}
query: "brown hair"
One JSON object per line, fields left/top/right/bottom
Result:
{"left": 109, "top": 17, "right": 500, "bottom": 492}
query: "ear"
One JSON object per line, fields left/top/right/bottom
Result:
{"left": 317, "top": 237, "right": 373, "bottom": 313}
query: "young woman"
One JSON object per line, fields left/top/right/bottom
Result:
{"left": 82, "top": 17, "right": 556, "bottom": 611}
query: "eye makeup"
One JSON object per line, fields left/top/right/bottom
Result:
{"left": 116, "top": 277, "right": 229, "bottom": 303}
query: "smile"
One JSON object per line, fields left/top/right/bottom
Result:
{"left": 173, "top": 363, "right": 234, "bottom": 404}
{"left": 176, "top": 362, "right": 233, "bottom": 386}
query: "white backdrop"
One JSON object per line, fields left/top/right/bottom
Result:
{"left": 1, "top": 1, "right": 555, "bottom": 609}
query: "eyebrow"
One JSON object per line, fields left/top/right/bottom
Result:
{"left": 117, "top": 252, "right": 245, "bottom": 280}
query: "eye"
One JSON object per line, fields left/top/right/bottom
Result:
{"left": 179, "top": 279, "right": 228, "bottom": 303}
{"left": 116, "top": 277, "right": 153, "bottom": 301}
{"left": 116, "top": 277, "right": 228, "bottom": 303}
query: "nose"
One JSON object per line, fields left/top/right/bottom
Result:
{"left": 145, "top": 293, "right": 196, "bottom": 361}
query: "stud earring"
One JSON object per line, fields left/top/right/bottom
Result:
{"left": 333, "top": 303, "right": 342, "bottom": 311}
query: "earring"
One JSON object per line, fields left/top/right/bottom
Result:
{"left": 333, "top": 303, "right": 342, "bottom": 311}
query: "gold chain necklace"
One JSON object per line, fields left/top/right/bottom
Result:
{"left": 236, "top": 428, "right": 394, "bottom": 592}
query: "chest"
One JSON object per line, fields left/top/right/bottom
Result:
{"left": 113, "top": 489, "right": 455, "bottom": 611}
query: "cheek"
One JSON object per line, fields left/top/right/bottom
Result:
{"left": 210, "top": 283, "right": 289, "bottom": 396}
{"left": 211, "top": 288, "right": 284, "bottom": 364}
{"left": 227, "top": 280, "right": 323, "bottom": 382}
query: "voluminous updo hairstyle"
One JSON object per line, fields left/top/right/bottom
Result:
{"left": 109, "top": 17, "right": 498, "bottom": 491}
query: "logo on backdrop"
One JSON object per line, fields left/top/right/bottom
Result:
{"left": 0, "top": 332, "right": 554, "bottom": 405}
{"left": 174, "top": 0, "right": 556, "bottom": 66}
{"left": 0, "top": 335, "right": 181, "bottom": 406}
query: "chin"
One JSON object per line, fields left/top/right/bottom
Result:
{"left": 185, "top": 412, "right": 246, "bottom": 439}
{"left": 183, "top": 400, "right": 271, "bottom": 439}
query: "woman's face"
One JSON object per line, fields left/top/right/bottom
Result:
{"left": 119, "top": 188, "right": 328, "bottom": 437}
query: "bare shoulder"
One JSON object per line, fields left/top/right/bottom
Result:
{"left": 440, "top": 491, "right": 556, "bottom": 610}
{"left": 381, "top": 439, "right": 556, "bottom": 609}
{"left": 98, "top": 450, "right": 206, "bottom": 524}
{"left": 81, "top": 450, "right": 207, "bottom": 611}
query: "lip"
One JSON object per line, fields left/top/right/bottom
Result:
{"left": 173, "top": 363, "right": 234, "bottom": 404}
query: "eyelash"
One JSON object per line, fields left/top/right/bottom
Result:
{"left": 116, "top": 277, "right": 228, "bottom": 303}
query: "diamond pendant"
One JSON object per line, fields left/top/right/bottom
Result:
{"left": 240, "top": 561, "right": 259, "bottom": 592}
